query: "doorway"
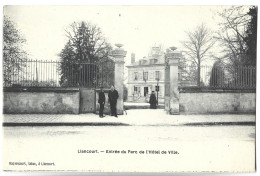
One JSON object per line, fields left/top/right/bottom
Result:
{"left": 79, "top": 88, "right": 96, "bottom": 113}
{"left": 144, "top": 87, "right": 148, "bottom": 96}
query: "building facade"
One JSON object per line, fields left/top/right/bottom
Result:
{"left": 126, "top": 46, "right": 182, "bottom": 103}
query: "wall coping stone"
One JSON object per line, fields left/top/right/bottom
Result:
{"left": 4, "top": 87, "right": 80, "bottom": 93}
{"left": 179, "top": 86, "right": 256, "bottom": 93}
{"left": 126, "top": 64, "right": 165, "bottom": 68}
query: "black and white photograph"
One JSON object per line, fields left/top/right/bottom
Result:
{"left": 1, "top": 3, "right": 258, "bottom": 174}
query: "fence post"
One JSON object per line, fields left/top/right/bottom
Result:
{"left": 111, "top": 44, "right": 127, "bottom": 115}
{"left": 165, "top": 48, "right": 179, "bottom": 115}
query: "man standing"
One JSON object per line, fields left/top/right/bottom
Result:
{"left": 98, "top": 87, "right": 105, "bottom": 118}
{"left": 108, "top": 85, "right": 119, "bottom": 117}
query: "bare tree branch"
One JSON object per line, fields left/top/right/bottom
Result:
{"left": 181, "top": 24, "right": 216, "bottom": 85}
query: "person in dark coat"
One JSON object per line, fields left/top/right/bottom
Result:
{"left": 98, "top": 87, "right": 106, "bottom": 118}
{"left": 149, "top": 91, "right": 157, "bottom": 109}
{"left": 108, "top": 85, "right": 119, "bottom": 117}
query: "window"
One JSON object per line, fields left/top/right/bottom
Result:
{"left": 137, "top": 87, "right": 141, "bottom": 93}
{"left": 134, "top": 86, "right": 140, "bottom": 93}
{"left": 155, "top": 85, "right": 160, "bottom": 92}
{"left": 155, "top": 71, "right": 160, "bottom": 80}
{"left": 143, "top": 72, "right": 148, "bottom": 81}
{"left": 134, "top": 72, "right": 138, "bottom": 80}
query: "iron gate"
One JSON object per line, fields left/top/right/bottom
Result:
{"left": 3, "top": 59, "right": 115, "bottom": 89}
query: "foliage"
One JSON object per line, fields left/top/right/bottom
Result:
{"left": 213, "top": 6, "right": 257, "bottom": 89}
{"left": 59, "top": 21, "right": 114, "bottom": 87}
{"left": 209, "top": 61, "right": 226, "bottom": 87}
{"left": 216, "top": 6, "right": 257, "bottom": 67}
{"left": 244, "top": 6, "right": 257, "bottom": 66}
{"left": 3, "top": 16, "right": 28, "bottom": 86}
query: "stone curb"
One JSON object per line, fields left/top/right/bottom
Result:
{"left": 182, "top": 121, "right": 256, "bottom": 126}
{"left": 2, "top": 121, "right": 255, "bottom": 127}
{"left": 2, "top": 122, "right": 130, "bottom": 127}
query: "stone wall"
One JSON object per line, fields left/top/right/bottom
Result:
{"left": 179, "top": 92, "right": 256, "bottom": 114}
{"left": 3, "top": 88, "right": 80, "bottom": 114}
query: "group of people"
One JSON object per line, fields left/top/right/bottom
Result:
{"left": 98, "top": 85, "right": 119, "bottom": 118}
{"left": 98, "top": 86, "right": 158, "bottom": 118}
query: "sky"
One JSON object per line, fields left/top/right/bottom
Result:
{"left": 3, "top": 5, "right": 233, "bottom": 66}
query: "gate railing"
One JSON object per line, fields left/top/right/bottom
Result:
{"left": 179, "top": 65, "right": 256, "bottom": 89}
{"left": 3, "top": 59, "right": 115, "bottom": 88}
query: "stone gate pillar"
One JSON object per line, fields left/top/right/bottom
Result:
{"left": 165, "top": 47, "right": 179, "bottom": 114}
{"left": 111, "top": 44, "right": 127, "bottom": 115}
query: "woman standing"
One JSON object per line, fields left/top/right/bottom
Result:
{"left": 149, "top": 91, "right": 157, "bottom": 109}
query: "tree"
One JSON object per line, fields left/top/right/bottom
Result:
{"left": 216, "top": 6, "right": 256, "bottom": 67}
{"left": 3, "top": 16, "right": 28, "bottom": 86}
{"left": 209, "top": 61, "right": 226, "bottom": 87}
{"left": 215, "top": 6, "right": 257, "bottom": 88}
{"left": 59, "top": 21, "right": 114, "bottom": 87}
{"left": 181, "top": 24, "right": 216, "bottom": 86}
{"left": 178, "top": 56, "right": 198, "bottom": 86}
{"left": 245, "top": 6, "right": 257, "bottom": 66}
{"left": 59, "top": 40, "right": 76, "bottom": 86}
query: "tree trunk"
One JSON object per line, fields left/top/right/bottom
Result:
{"left": 197, "top": 57, "right": 201, "bottom": 87}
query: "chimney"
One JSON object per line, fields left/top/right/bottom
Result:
{"left": 131, "top": 53, "right": 135, "bottom": 64}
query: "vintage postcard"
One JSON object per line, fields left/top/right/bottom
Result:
{"left": 1, "top": 5, "right": 257, "bottom": 173}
